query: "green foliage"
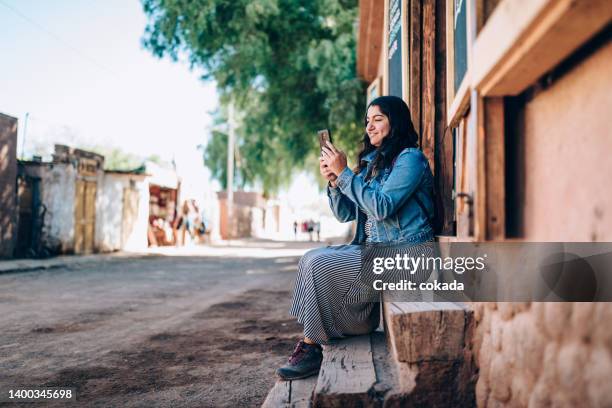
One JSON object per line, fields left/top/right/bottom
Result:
{"left": 141, "top": 0, "right": 366, "bottom": 194}
{"left": 89, "top": 146, "right": 145, "bottom": 172}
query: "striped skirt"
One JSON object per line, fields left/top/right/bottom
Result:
{"left": 289, "top": 242, "right": 432, "bottom": 344}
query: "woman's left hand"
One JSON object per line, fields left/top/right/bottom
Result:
{"left": 321, "top": 141, "right": 348, "bottom": 176}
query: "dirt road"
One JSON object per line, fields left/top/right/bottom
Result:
{"left": 0, "top": 239, "right": 334, "bottom": 407}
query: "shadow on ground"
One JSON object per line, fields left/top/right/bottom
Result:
{"left": 12, "top": 289, "right": 302, "bottom": 408}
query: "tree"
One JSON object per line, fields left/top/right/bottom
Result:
{"left": 89, "top": 146, "right": 145, "bottom": 172}
{"left": 141, "top": 0, "right": 366, "bottom": 194}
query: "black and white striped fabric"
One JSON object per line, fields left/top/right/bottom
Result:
{"left": 289, "top": 241, "right": 433, "bottom": 344}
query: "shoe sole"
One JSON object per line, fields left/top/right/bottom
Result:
{"left": 276, "top": 368, "right": 320, "bottom": 381}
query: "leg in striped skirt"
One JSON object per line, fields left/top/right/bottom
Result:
{"left": 289, "top": 244, "right": 378, "bottom": 345}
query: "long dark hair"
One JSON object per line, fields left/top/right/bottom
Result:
{"left": 354, "top": 96, "right": 419, "bottom": 179}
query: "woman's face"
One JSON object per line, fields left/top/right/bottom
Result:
{"left": 365, "top": 105, "right": 390, "bottom": 147}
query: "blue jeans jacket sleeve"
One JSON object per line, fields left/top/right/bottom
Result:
{"left": 335, "top": 149, "right": 427, "bottom": 221}
{"left": 327, "top": 183, "right": 356, "bottom": 222}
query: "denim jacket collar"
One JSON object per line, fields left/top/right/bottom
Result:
{"left": 362, "top": 150, "right": 377, "bottom": 163}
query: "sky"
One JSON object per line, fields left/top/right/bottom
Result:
{"left": 0, "top": 0, "right": 217, "bottom": 166}
{"left": 0, "top": 0, "right": 333, "bottom": 222}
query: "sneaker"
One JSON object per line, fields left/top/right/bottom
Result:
{"left": 276, "top": 340, "right": 323, "bottom": 380}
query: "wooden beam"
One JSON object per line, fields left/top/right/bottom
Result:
{"left": 290, "top": 376, "right": 318, "bottom": 407}
{"left": 445, "top": 0, "right": 455, "bottom": 116}
{"left": 408, "top": 0, "right": 422, "bottom": 133}
{"left": 434, "top": 0, "right": 455, "bottom": 236}
{"left": 262, "top": 376, "right": 317, "bottom": 407}
{"left": 313, "top": 335, "right": 377, "bottom": 407}
{"left": 447, "top": 74, "right": 470, "bottom": 126}
{"left": 357, "top": 0, "right": 385, "bottom": 82}
{"left": 421, "top": 0, "right": 436, "bottom": 167}
{"left": 261, "top": 380, "right": 290, "bottom": 407}
{"left": 383, "top": 301, "right": 471, "bottom": 363}
{"left": 456, "top": 117, "right": 471, "bottom": 239}
{"left": 484, "top": 97, "right": 505, "bottom": 240}
{"left": 474, "top": 94, "right": 487, "bottom": 241}
{"left": 400, "top": 0, "right": 410, "bottom": 102}
{"left": 383, "top": 0, "right": 390, "bottom": 95}
{"left": 472, "top": 0, "right": 612, "bottom": 95}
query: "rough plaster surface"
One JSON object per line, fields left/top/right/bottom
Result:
{"left": 42, "top": 164, "right": 76, "bottom": 252}
{"left": 472, "top": 42, "right": 612, "bottom": 408}
{"left": 521, "top": 42, "right": 612, "bottom": 241}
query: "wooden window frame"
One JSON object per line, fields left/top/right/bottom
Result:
{"left": 472, "top": 0, "right": 612, "bottom": 96}
{"left": 446, "top": 0, "right": 474, "bottom": 127}
{"left": 383, "top": 0, "right": 389, "bottom": 95}
{"left": 367, "top": 76, "right": 382, "bottom": 105}
{"left": 383, "top": 0, "right": 410, "bottom": 101}
{"left": 401, "top": 0, "right": 410, "bottom": 102}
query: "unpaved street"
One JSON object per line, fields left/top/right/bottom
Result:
{"left": 0, "top": 240, "right": 331, "bottom": 407}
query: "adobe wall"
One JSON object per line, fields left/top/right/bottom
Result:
{"left": 520, "top": 41, "right": 612, "bottom": 241}
{"left": 19, "top": 161, "right": 80, "bottom": 254}
{"left": 473, "top": 43, "right": 612, "bottom": 407}
{"left": 41, "top": 163, "right": 76, "bottom": 253}
{"left": 473, "top": 302, "right": 612, "bottom": 407}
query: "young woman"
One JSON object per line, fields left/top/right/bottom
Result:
{"left": 277, "top": 95, "right": 435, "bottom": 380}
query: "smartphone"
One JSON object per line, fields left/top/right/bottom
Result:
{"left": 318, "top": 129, "right": 333, "bottom": 151}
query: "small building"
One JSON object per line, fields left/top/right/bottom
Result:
{"left": 0, "top": 113, "right": 18, "bottom": 259}
{"left": 217, "top": 190, "right": 267, "bottom": 239}
{"left": 96, "top": 169, "right": 149, "bottom": 252}
{"left": 146, "top": 160, "right": 180, "bottom": 246}
{"left": 358, "top": 0, "right": 612, "bottom": 405}
{"left": 16, "top": 145, "right": 156, "bottom": 256}
{"left": 17, "top": 144, "right": 104, "bottom": 255}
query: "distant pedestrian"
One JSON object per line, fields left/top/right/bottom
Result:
{"left": 307, "top": 220, "right": 314, "bottom": 242}
{"left": 314, "top": 221, "right": 321, "bottom": 242}
{"left": 293, "top": 221, "right": 298, "bottom": 240}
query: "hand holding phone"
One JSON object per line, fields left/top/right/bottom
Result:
{"left": 319, "top": 128, "right": 347, "bottom": 177}
{"left": 319, "top": 157, "right": 337, "bottom": 182}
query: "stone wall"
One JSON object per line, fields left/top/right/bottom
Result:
{"left": 472, "top": 302, "right": 612, "bottom": 407}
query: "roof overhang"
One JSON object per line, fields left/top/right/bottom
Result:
{"left": 357, "top": 0, "right": 384, "bottom": 83}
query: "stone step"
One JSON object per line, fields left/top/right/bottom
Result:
{"left": 382, "top": 300, "right": 477, "bottom": 406}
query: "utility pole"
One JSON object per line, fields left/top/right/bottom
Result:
{"left": 226, "top": 102, "right": 235, "bottom": 240}
{"left": 20, "top": 112, "right": 29, "bottom": 160}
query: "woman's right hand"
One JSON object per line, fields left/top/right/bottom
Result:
{"left": 319, "top": 157, "right": 338, "bottom": 187}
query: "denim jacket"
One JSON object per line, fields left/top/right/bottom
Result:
{"left": 327, "top": 148, "right": 434, "bottom": 244}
